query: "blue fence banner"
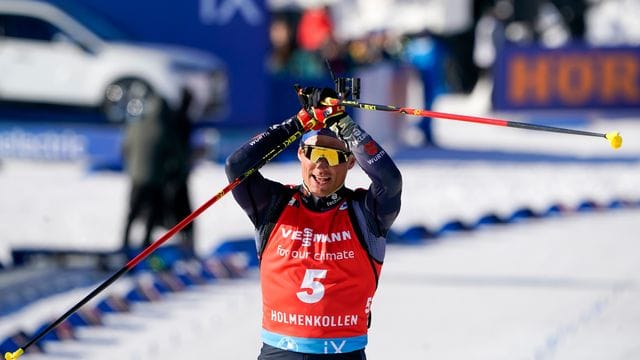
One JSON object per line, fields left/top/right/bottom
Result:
{"left": 0, "top": 122, "right": 121, "bottom": 163}
{"left": 493, "top": 44, "right": 640, "bottom": 111}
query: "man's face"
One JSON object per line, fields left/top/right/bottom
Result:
{"left": 298, "top": 134, "right": 354, "bottom": 197}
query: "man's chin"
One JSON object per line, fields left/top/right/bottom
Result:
{"left": 310, "top": 186, "right": 334, "bottom": 197}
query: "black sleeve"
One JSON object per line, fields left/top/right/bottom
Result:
{"left": 341, "top": 119, "right": 402, "bottom": 236}
{"left": 224, "top": 116, "right": 303, "bottom": 227}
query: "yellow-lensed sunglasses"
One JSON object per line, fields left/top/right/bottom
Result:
{"left": 301, "top": 145, "right": 351, "bottom": 166}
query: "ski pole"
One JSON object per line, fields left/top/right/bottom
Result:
{"left": 4, "top": 122, "right": 308, "bottom": 360}
{"left": 330, "top": 99, "right": 623, "bottom": 150}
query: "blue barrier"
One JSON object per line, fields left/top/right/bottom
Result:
{"left": 474, "top": 213, "right": 505, "bottom": 227}
{"left": 437, "top": 219, "right": 470, "bottom": 235}
{"left": 30, "top": 322, "right": 72, "bottom": 343}
{"left": 576, "top": 200, "right": 599, "bottom": 212}
{"left": 212, "top": 238, "right": 259, "bottom": 268}
{"left": 0, "top": 331, "right": 44, "bottom": 356}
{"left": 508, "top": 207, "right": 538, "bottom": 222}
{"left": 96, "top": 295, "right": 130, "bottom": 314}
{"left": 0, "top": 267, "right": 112, "bottom": 317}
{"left": 398, "top": 226, "right": 435, "bottom": 244}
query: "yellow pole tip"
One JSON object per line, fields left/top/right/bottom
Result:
{"left": 5, "top": 349, "right": 24, "bottom": 360}
{"left": 605, "top": 131, "right": 622, "bottom": 150}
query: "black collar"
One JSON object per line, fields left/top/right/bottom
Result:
{"left": 298, "top": 184, "right": 350, "bottom": 211}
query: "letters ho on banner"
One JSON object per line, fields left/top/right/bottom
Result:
{"left": 493, "top": 45, "right": 640, "bottom": 111}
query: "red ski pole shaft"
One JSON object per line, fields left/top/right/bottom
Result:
{"left": 332, "top": 99, "right": 622, "bottom": 149}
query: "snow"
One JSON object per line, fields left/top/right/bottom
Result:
{"left": 4, "top": 210, "right": 639, "bottom": 359}
{"left": 371, "top": 211, "right": 640, "bottom": 359}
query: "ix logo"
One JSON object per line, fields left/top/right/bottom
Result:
{"left": 324, "top": 340, "right": 347, "bottom": 353}
{"left": 200, "top": 0, "right": 263, "bottom": 25}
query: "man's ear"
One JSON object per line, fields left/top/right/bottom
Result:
{"left": 297, "top": 147, "right": 304, "bottom": 162}
{"left": 347, "top": 155, "right": 356, "bottom": 170}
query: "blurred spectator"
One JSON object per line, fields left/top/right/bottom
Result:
{"left": 290, "top": 6, "right": 334, "bottom": 78}
{"left": 474, "top": 0, "right": 588, "bottom": 73}
{"left": 474, "top": 0, "right": 505, "bottom": 73}
{"left": 267, "top": 15, "right": 295, "bottom": 75}
{"left": 550, "top": 0, "right": 586, "bottom": 39}
{"left": 297, "top": 7, "right": 332, "bottom": 51}
{"left": 268, "top": 10, "right": 328, "bottom": 79}
{"left": 121, "top": 91, "right": 195, "bottom": 258}
{"left": 403, "top": 34, "right": 448, "bottom": 147}
{"left": 265, "top": 0, "right": 594, "bottom": 150}
{"left": 161, "top": 90, "right": 195, "bottom": 257}
{"left": 121, "top": 95, "right": 164, "bottom": 254}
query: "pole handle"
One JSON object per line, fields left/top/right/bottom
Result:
{"left": 4, "top": 348, "right": 23, "bottom": 360}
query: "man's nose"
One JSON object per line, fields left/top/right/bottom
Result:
{"left": 315, "top": 157, "right": 330, "bottom": 168}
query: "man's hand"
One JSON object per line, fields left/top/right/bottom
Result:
{"left": 296, "top": 87, "right": 346, "bottom": 130}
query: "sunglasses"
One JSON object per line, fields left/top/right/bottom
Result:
{"left": 301, "top": 145, "right": 351, "bottom": 166}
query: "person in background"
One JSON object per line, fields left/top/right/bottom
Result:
{"left": 121, "top": 91, "right": 195, "bottom": 258}
{"left": 160, "top": 90, "right": 195, "bottom": 257}
{"left": 225, "top": 87, "right": 402, "bottom": 359}
{"left": 121, "top": 95, "right": 165, "bottom": 254}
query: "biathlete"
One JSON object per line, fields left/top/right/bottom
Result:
{"left": 225, "top": 87, "right": 402, "bottom": 359}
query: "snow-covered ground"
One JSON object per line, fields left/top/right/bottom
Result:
{"left": 3, "top": 208, "right": 639, "bottom": 359}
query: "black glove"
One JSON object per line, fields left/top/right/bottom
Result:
{"left": 296, "top": 87, "right": 346, "bottom": 130}
{"left": 299, "top": 87, "right": 339, "bottom": 108}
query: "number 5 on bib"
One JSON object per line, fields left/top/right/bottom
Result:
{"left": 297, "top": 269, "right": 327, "bottom": 304}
